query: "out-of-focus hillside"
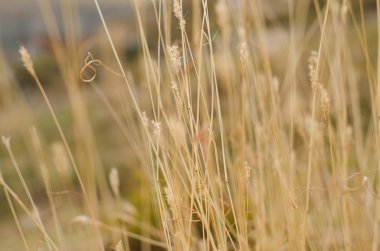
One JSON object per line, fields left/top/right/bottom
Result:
{"left": 0, "top": 0, "right": 133, "bottom": 59}
{"left": 0, "top": 0, "right": 377, "bottom": 60}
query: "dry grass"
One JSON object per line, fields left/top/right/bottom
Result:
{"left": 1, "top": 0, "right": 380, "bottom": 250}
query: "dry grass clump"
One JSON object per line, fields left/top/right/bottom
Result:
{"left": 1, "top": 0, "right": 380, "bottom": 250}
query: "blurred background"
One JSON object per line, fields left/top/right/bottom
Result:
{"left": 0, "top": 0, "right": 379, "bottom": 250}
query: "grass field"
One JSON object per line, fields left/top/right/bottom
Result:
{"left": 1, "top": 0, "right": 380, "bottom": 250}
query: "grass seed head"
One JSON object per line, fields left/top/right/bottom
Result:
{"left": 1, "top": 136, "right": 11, "bottom": 148}
{"left": 319, "top": 85, "right": 330, "bottom": 121}
{"left": 240, "top": 42, "right": 248, "bottom": 63}
{"left": 51, "top": 142, "right": 70, "bottom": 179}
{"left": 308, "top": 51, "right": 319, "bottom": 91}
{"left": 244, "top": 161, "right": 251, "bottom": 180}
{"left": 152, "top": 120, "right": 162, "bottom": 139}
{"left": 173, "top": 0, "right": 186, "bottom": 31}
{"left": 109, "top": 167, "right": 120, "bottom": 198}
{"left": 168, "top": 45, "right": 181, "bottom": 75}
{"left": 19, "top": 46, "right": 35, "bottom": 75}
